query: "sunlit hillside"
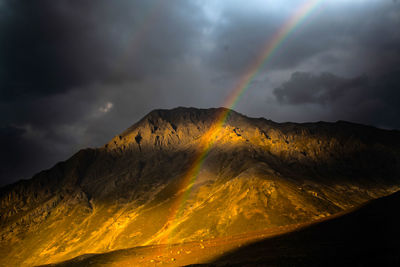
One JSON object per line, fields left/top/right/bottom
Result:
{"left": 1, "top": 107, "right": 399, "bottom": 266}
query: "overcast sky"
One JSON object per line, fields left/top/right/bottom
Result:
{"left": 1, "top": 0, "right": 399, "bottom": 186}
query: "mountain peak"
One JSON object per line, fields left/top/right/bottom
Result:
{"left": 137, "top": 106, "right": 243, "bottom": 130}
{"left": 105, "top": 107, "right": 250, "bottom": 151}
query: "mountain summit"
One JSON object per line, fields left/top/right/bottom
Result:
{"left": 1, "top": 107, "right": 400, "bottom": 266}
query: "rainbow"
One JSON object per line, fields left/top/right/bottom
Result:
{"left": 151, "top": 0, "right": 323, "bottom": 245}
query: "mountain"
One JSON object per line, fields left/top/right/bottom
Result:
{"left": 1, "top": 107, "right": 399, "bottom": 266}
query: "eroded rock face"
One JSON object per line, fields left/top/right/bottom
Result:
{"left": 1, "top": 107, "right": 399, "bottom": 266}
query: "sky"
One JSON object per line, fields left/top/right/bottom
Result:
{"left": 0, "top": 0, "right": 399, "bottom": 186}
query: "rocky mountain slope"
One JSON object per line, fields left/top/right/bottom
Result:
{"left": 1, "top": 107, "right": 399, "bottom": 266}
{"left": 41, "top": 190, "right": 400, "bottom": 267}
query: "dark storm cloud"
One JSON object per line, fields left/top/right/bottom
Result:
{"left": 0, "top": 126, "right": 60, "bottom": 186}
{"left": 1, "top": 0, "right": 400, "bottom": 186}
{"left": 0, "top": 0, "right": 209, "bottom": 186}
{"left": 274, "top": 72, "right": 369, "bottom": 105}
{"left": 207, "top": 1, "right": 400, "bottom": 76}
{"left": 0, "top": 0, "right": 204, "bottom": 100}
{"left": 273, "top": 71, "right": 400, "bottom": 129}
{"left": 0, "top": 0, "right": 105, "bottom": 99}
{"left": 204, "top": 0, "right": 400, "bottom": 129}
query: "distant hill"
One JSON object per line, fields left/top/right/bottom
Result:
{"left": 1, "top": 107, "right": 399, "bottom": 266}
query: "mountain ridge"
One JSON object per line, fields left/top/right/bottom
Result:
{"left": 1, "top": 107, "right": 399, "bottom": 266}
